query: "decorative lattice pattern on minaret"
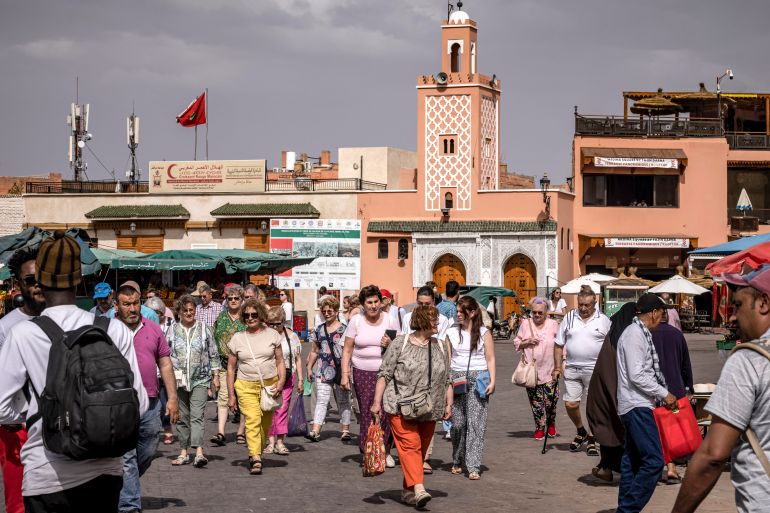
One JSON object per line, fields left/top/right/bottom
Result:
{"left": 424, "top": 95, "right": 472, "bottom": 210}
{"left": 480, "top": 95, "right": 498, "bottom": 190}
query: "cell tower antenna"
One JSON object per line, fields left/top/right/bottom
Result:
{"left": 67, "top": 77, "right": 91, "bottom": 181}
{"left": 127, "top": 104, "right": 141, "bottom": 183}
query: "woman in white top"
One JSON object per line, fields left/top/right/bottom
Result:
{"left": 548, "top": 288, "right": 567, "bottom": 317}
{"left": 279, "top": 289, "right": 293, "bottom": 329}
{"left": 447, "top": 296, "right": 496, "bottom": 480}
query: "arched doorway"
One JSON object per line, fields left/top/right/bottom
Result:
{"left": 432, "top": 254, "right": 466, "bottom": 293}
{"left": 503, "top": 254, "right": 537, "bottom": 318}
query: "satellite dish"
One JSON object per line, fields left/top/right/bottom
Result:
{"left": 436, "top": 72, "right": 448, "bottom": 85}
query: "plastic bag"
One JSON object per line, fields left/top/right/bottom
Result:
{"left": 362, "top": 420, "right": 386, "bottom": 477}
{"left": 287, "top": 393, "right": 309, "bottom": 437}
{"left": 303, "top": 377, "right": 313, "bottom": 396}
{"left": 653, "top": 398, "right": 702, "bottom": 464}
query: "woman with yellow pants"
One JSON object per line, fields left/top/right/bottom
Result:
{"left": 226, "top": 298, "right": 286, "bottom": 475}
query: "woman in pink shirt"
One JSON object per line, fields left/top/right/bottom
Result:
{"left": 341, "top": 285, "right": 399, "bottom": 455}
{"left": 514, "top": 297, "right": 560, "bottom": 440}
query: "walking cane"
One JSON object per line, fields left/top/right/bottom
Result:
{"left": 541, "top": 394, "right": 553, "bottom": 454}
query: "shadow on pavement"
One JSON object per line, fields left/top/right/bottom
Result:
{"left": 577, "top": 474, "right": 619, "bottom": 488}
{"left": 363, "top": 488, "right": 448, "bottom": 506}
{"left": 142, "top": 497, "right": 186, "bottom": 510}
{"left": 229, "top": 457, "right": 289, "bottom": 469}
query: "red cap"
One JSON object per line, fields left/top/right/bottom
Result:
{"left": 380, "top": 289, "right": 392, "bottom": 299}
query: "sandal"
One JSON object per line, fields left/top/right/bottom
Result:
{"left": 569, "top": 433, "right": 588, "bottom": 452}
{"left": 193, "top": 455, "right": 208, "bottom": 468}
{"left": 210, "top": 433, "right": 226, "bottom": 446}
{"left": 263, "top": 444, "right": 274, "bottom": 454}
{"left": 274, "top": 443, "right": 289, "bottom": 455}
{"left": 586, "top": 438, "right": 599, "bottom": 456}
{"left": 468, "top": 471, "right": 480, "bottom": 480}
{"left": 171, "top": 454, "right": 190, "bottom": 466}
{"left": 450, "top": 465, "right": 463, "bottom": 475}
{"left": 665, "top": 473, "right": 682, "bottom": 485}
{"left": 236, "top": 434, "right": 247, "bottom": 445}
{"left": 163, "top": 432, "right": 174, "bottom": 445}
{"left": 306, "top": 431, "right": 321, "bottom": 442}
{"left": 423, "top": 462, "right": 433, "bottom": 474}
{"left": 249, "top": 457, "right": 263, "bottom": 475}
{"left": 340, "top": 430, "right": 351, "bottom": 441}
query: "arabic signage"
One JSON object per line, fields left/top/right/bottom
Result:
{"left": 149, "top": 160, "right": 265, "bottom": 194}
{"left": 270, "top": 219, "right": 361, "bottom": 290}
{"left": 604, "top": 237, "right": 689, "bottom": 249}
{"left": 593, "top": 157, "right": 678, "bottom": 169}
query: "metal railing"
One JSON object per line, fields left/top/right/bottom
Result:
{"left": 726, "top": 133, "right": 770, "bottom": 150}
{"left": 265, "top": 178, "right": 386, "bottom": 192}
{"left": 25, "top": 180, "right": 149, "bottom": 194}
{"left": 728, "top": 209, "right": 770, "bottom": 224}
{"left": 575, "top": 114, "right": 722, "bottom": 138}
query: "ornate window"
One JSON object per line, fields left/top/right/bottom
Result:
{"left": 439, "top": 134, "right": 458, "bottom": 156}
{"left": 444, "top": 192, "right": 454, "bottom": 209}
{"left": 398, "top": 239, "right": 409, "bottom": 260}
{"left": 378, "top": 239, "right": 388, "bottom": 259}
{"left": 450, "top": 43, "right": 461, "bottom": 72}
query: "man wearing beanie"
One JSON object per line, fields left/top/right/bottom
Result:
{"left": 615, "top": 293, "right": 677, "bottom": 513}
{"left": 0, "top": 231, "right": 148, "bottom": 513}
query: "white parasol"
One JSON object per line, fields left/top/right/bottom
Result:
{"left": 581, "top": 272, "right": 617, "bottom": 284}
{"left": 560, "top": 276, "right": 601, "bottom": 294}
{"left": 648, "top": 275, "right": 709, "bottom": 295}
{"left": 736, "top": 188, "right": 753, "bottom": 211}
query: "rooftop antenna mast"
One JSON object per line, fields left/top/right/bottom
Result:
{"left": 447, "top": 2, "right": 454, "bottom": 21}
{"left": 67, "top": 77, "right": 91, "bottom": 181}
{"left": 126, "top": 104, "right": 140, "bottom": 183}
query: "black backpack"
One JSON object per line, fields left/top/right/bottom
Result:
{"left": 26, "top": 315, "right": 140, "bottom": 460}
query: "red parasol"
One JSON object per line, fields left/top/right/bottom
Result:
{"left": 706, "top": 240, "right": 770, "bottom": 275}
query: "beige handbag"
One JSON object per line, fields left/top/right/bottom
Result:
{"left": 511, "top": 319, "right": 538, "bottom": 388}
{"left": 245, "top": 334, "right": 282, "bottom": 412}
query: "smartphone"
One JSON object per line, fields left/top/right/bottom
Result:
{"left": 385, "top": 329, "right": 397, "bottom": 340}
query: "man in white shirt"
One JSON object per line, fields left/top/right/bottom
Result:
{"left": 0, "top": 231, "right": 148, "bottom": 513}
{"left": 0, "top": 247, "right": 46, "bottom": 513}
{"left": 401, "top": 286, "right": 453, "bottom": 341}
{"left": 553, "top": 285, "right": 611, "bottom": 456}
{"left": 381, "top": 289, "right": 405, "bottom": 331}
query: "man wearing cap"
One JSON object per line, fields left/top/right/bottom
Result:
{"left": 90, "top": 282, "right": 113, "bottom": 317}
{"left": 194, "top": 283, "right": 222, "bottom": 327}
{"left": 0, "top": 247, "right": 46, "bottom": 513}
{"left": 673, "top": 267, "right": 770, "bottom": 513}
{"left": 381, "top": 289, "right": 405, "bottom": 330}
{"left": 104, "top": 281, "right": 159, "bottom": 325}
{"left": 0, "top": 231, "right": 148, "bottom": 513}
{"left": 615, "top": 293, "right": 677, "bottom": 513}
{"left": 114, "top": 281, "right": 179, "bottom": 513}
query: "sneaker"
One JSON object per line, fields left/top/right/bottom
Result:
{"left": 444, "top": 431, "right": 452, "bottom": 440}
{"left": 386, "top": 454, "right": 396, "bottom": 468}
{"left": 401, "top": 489, "right": 417, "bottom": 505}
{"left": 414, "top": 489, "right": 432, "bottom": 508}
{"left": 547, "top": 425, "right": 557, "bottom": 437}
{"left": 534, "top": 429, "right": 545, "bottom": 441}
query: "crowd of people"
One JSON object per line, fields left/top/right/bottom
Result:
{"left": 0, "top": 231, "right": 767, "bottom": 513}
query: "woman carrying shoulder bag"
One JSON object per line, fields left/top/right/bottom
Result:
{"left": 447, "top": 296, "right": 496, "bottom": 480}
{"left": 372, "top": 306, "right": 452, "bottom": 509}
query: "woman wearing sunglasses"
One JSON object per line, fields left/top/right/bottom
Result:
{"left": 226, "top": 299, "right": 286, "bottom": 475}
{"left": 265, "top": 306, "right": 303, "bottom": 455}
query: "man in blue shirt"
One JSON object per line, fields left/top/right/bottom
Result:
{"left": 437, "top": 280, "right": 459, "bottom": 322}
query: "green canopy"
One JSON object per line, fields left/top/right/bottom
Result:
{"left": 0, "top": 265, "right": 9, "bottom": 281}
{"left": 111, "top": 249, "right": 315, "bottom": 274}
{"left": 462, "top": 286, "right": 517, "bottom": 308}
{"left": 0, "top": 227, "right": 101, "bottom": 279}
{"left": 91, "top": 247, "right": 147, "bottom": 265}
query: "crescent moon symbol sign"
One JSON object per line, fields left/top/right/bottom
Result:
{"left": 167, "top": 164, "right": 177, "bottom": 180}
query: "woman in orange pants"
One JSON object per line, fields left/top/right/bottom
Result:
{"left": 372, "top": 305, "right": 452, "bottom": 509}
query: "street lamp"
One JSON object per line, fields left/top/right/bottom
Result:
{"left": 129, "top": 222, "right": 137, "bottom": 234}
{"left": 540, "top": 173, "right": 551, "bottom": 219}
{"left": 716, "top": 68, "right": 734, "bottom": 134}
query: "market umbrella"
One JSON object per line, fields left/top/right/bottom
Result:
{"left": 736, "top": 188, "right": 753, "bottom": 212}
{"left": 581, "top": 272, "right": 617, "bottom": 284}
{"left": 672, "top": 82, "right": 735, "bottom": 116}
{"left": 648, "top": 275, "right": 709, "bottom": 295}
{"left": 706, "top": 240, "right": 770, "bottom": 275}
{"left": 0, "top": 227, "right": 101, "bottom": 277}
{"left": 560, "top": 276, "right": 601, "bottom": 294}
{"left": 462, "top": 286, "right": 516, "bottom": 308}
{"left": 630, "top": 89, "right": 683, "bottom": 117}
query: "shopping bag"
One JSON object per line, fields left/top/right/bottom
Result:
{"left": 303, "top": 377, "right": 313, "bottom": 396}
{"left": 653, "top": 398, "right": 702, "bottom": 464}
{"left": 362, "top": 420, "right": 386, "bottom": 477}
{"left": 288, "top": 394, "right": 309, "bottom": 437}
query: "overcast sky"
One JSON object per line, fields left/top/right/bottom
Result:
{"left": 1, "top": 0, "right": 768, "bottom": 183}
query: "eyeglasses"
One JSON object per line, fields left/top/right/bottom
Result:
{"left": 243, "top": 312, "right": 261, "bottom": 320}
{"left": 320, "top": 309, "right": 336, "bottom": 314}
{"left": 531, "top": 311, "right": 545, "bottom": 316}
{"left": 279, "top": 293, "right": 287, "bottom": 297}
{"left": 267, "top": 321, "right": 283, "bottom": 326}
{"left": 21, "top": 275, "right": 37, "bottom": 287}
{"left": 181, "top": 309, "right": 196, "bottom": 315}
{"left": 227, "top": 296, "right": 242, "bottom": 301}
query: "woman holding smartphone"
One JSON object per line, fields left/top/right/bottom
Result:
{"left": 340, "top": 285, "right": 400, "bottom": 462}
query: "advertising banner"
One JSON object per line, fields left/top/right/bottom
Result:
{"left": 604, "top": 237, "right": 689, "bottom": 249}
{"left": 149, "top": 160, "right": 265, "bottom": 194}
{"left": 270, "top": 219, "right": 361, "bottom": 290}
{"left": 593, "top": 157, "right": 678, "bottom": 169}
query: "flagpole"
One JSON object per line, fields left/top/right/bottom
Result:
{"left": 194, "top": 126, "right": 198, "bottom": 161}
{"left": 205, "top": 88, "right": 209, "bottom": 160}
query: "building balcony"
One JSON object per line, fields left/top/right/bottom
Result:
{"left": 25, "top": 180, "right": 149, "bottom": 194}
{"left": 264, "top": 178, "right": 386, "bottom": 192}
{"left": 726, "top": 133, "right": 770, "bottom": 150}
{"left": 575, "top": 114, "right": 722, "bottom": 138}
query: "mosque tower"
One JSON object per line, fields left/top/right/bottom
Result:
{"left": 417, "top": 1, "right": 501, "bottom": 212}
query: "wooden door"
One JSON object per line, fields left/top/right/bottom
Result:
{"left": 432, "top": 254, "right": 466, "bottom": 293}
{"left": 117, "top": 235, "right": 164, "bottom": 254}
{"left": 503, "top": 253, "right": 536, "bottom": 318}
{"left": 244, "top": 234, "right": 270, "bottom": 253}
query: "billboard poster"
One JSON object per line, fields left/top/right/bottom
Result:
{"left": 270, "top": 219, "right": 361, "bottom": 290}
{"left": 149, "top": 160, "right": 265, "bottom": 194}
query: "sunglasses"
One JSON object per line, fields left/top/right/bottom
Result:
{"left": 227, "top": 296, "right": 242, "bottom": 301}
{"left": 279, "top": 293, "right": 287, "bottom": 297}
{"left": 22, "top": 275, "right": 37, "bottom": 287}
{"left": 267, "top": 322, "right": 283, "bottom": 327}
{"left": 243, "top": 312, "right": 261, "bottom": 320}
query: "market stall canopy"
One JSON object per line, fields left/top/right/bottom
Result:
{"left": 110, "top": 248, "right": 315, "bottom": 274}
{"left": 462, "top": 286, "right": 516, "bottom": 308}
{"left": 581, "top": 272, "right": 617, "bottom": 284}
{"left": 0, "top": 264, "right": 8, "bottom": 281}
{"left": 648, "top": 275, "right": 709, "bottom": 295}
{"left": 690, "top": 233, "right": 770, "bottom": 256}
{"left": 91, "top": 247, "right": 147, "bottom": 265}
{"left": 630, "top": 89, "right": 683, "bottom": 116}
{"left": 706, "top": 241, "right": 770, "bottom": 275}
{"left": 561, "top": 276, "right": 601, "bottom": 294}
{"left": 0, "top": 227, "right": 101, "bottom": 278}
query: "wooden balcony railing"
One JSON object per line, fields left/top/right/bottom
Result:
{"left": 575, "top": 114, "right": 722, "bottom": 138}
{"left": 265, "top": 178, "right": 386, "bottom": 192}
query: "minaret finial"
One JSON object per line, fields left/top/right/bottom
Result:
{"left": 457, "top": 0, "right": 463, "bottom": 9}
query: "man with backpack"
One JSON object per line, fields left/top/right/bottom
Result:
{"left": 114, "top": 280, "right": 179, "bottom": 513}
{"left": 0, "top": 231, "right": 148, "bottom": 513}
{"left": 673, "top": 266, "right": 770, "bottom": 513}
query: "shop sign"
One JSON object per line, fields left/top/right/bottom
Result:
{"left": 604, "top": 237, "right": 689, "bottom": 249}
{"left": 271, "top": 219, "right": 361, "bottom": 290}
{"left": 593, "top": 157, "right": 678, "bottom": 169}
{"left": 149, "top": 160, "right": 265, "bottom": 193}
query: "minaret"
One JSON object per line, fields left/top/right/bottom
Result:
{"left": 417, "top": 2, "right": 501, "bottom": 212}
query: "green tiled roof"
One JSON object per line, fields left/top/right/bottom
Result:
{"left": 367, "top": 220, "right": 556, "bottom": 233}
{"left": 210, "top": 203, "right": 320, "bottom": 217}
{"left": 85, "top": 205, "right": 190, "bottom": 219}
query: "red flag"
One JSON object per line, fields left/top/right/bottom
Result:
{"left": 176, "top": 92, "right": 206, "bottom": 127}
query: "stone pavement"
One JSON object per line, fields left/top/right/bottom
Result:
{"left": 1, "top": 334, "right": 735, "bottom": 512}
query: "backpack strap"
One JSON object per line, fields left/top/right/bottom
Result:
{"left": 732, "top": 342, "right": 770, "bottom": 478}
{"left": 26, "top": 317, "right": 67, "bottom": 427}
{"left": 93, "top": 314, "right": 111, "bottom": 333}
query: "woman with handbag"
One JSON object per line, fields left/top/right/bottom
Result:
{"left": 226, "top": 299, "right": 286, "bottom": 475}
{"left": 447, "top": 296, "right": 496, "bottom": 480}
{"left": 306, "top": 296, "right": 352, "bottom": 441}
{"left": 513, "top": 297, "right": 560, "bottom": 440}
{"left": 372, "top": 305, "right": 452, "bottom": 508}
{"left": 265, "top": 306, "right": 304, "bottom": 455}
